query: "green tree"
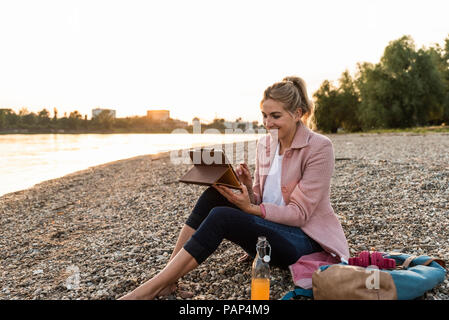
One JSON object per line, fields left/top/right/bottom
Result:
{"left": 356, "top": 35, "right": 446, "bottom": 129}
{"left": 356, "top": 62, "right": 390, "bottom": 129}
{"left": 18, "top": 108, "right": 38, "bottom": 129}
{"left": 380, "top": 35, "right": 417, "bottom": 128}
{"left": 337, "top": 70, "right": 362, "bottom": 132}
{"left": 0, "top": 109, "right": 10, "bottom": 130}
{"left": 411, "top": 47, "right": 446, "bottom": 125}
{"left": 68, "top": 110, "right": 83, "bottom": 130}
{"left": 1, "top": 109, "right": 19, "bottom": 128}
{"left": 38, "top": 108, "right": 51, "bottom": 128}
{"left": 313, "top": 80, "right": 340, "bottom": 133}
{"left": 92, "top": 110, "right": 114, "bottom": 130}
{"left": 206, "top": 118, "right": 226, "bottom": 131}
{"left": 314, "top": 71, "right": 361, "bottom": 133}
{"left": 53, "top": 108, "right": 58, "bottom": 122}
{"left": 437, "top": 36, "right": 449, "bottom": 123}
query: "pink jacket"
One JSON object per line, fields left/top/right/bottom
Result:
{"left": 252, "top": 122, "right": 349, "bottom": 288}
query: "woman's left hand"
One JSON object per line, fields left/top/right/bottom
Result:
{"left": 213, "top": 184, "right": 252, "bottom": 213}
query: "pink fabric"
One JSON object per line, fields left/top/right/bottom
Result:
{"left": 289, "top": 251, "right": 340, "bottom": 289}
{"left": 259, "top": 203, "right": 266, "bottom": 219}
{"left": 252, "top": 122, "right": 350, "bottom": 285}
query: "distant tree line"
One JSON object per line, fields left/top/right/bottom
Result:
{"left": 0, "top": 108, "right": 188, "bottom": 133}
{"left": 200, "top": 117, "right": 262, "bottom": 132}
{"left": 313, "top": 35, "right": 449, "bottom": 133}
{"left": 0, "top": 109, "right": 262, "bottom": 134}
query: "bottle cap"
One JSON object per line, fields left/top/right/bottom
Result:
{"left": 263, "top": 255, "right": 270, "bottom": 263}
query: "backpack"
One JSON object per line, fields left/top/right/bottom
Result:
{"left": 281, "top": 252, "right": 446, "bottom": 300}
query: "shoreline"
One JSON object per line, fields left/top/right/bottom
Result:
{"left": 1, "top": 123, "right": 448, "bottom": 136}
{"left": 0, "top": 150, "right": 175, "bottom": 199}
{"left": 0, "top": 134, "right": 261, "bottom": 198}
{"left": 0, "top": 133, "right": 448, "bottom": 300}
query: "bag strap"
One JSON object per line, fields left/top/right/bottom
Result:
{"left": 281, "top": 288, "right": 313, "bottom": 300}
{"left": 422, "top": 257, "right": 446, "bottom": 268}
{"left": 399, "top": 255, "right": 446, "bottom": 269}
{"left": 400, "top": 255, "right": 417, "bottom": 269}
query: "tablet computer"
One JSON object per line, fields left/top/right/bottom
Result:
{"left": 179, "top": 148, "right": 242, "bottom": 190}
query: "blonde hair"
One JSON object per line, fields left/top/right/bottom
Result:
{"left": 261, "top": 76, "right": 315, "bottom": 129}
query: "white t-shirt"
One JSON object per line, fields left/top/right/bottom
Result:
{"left": 262, "top": 143, "right": 286, "bottom": 206}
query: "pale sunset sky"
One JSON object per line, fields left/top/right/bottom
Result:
{"left": 0, "top": 0, "right": 448, "bottom": 124}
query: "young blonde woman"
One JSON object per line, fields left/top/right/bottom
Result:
{"left": 119, "top": 76, "right": 349, "bottom": 300}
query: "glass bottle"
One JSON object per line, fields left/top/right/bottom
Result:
{"left": 250, "top": 236, "right": 271, "bottom": 300}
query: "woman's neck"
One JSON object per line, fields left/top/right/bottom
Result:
{"left": 279, "top": 123, "right": 299, "bottom": 155}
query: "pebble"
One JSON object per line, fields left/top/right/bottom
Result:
{"left": 0, "top": 133, "right": 448, "bottom": 300}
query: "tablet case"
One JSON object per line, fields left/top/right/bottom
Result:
{"left": 179, "top": 148, "right": 242, "bottom": 190}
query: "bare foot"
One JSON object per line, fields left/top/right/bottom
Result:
{"left": 118, "top": 283, "right": 177, "bottom": 300}
{"left": 157, "top": 283, "right": 194, "bottom": 299}
{"left": 156, "top": 283, "right": 177, "bottom": 298}
{"left": 178, "top": 290, "right": 194, "bottom": 299}
{"left": 177, "top": 284, "right": 194, "bottom": 299}
{"left": 118, "top": 292, "right": 138, "bottom": 300}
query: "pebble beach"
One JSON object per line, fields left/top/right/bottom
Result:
{"left": 0, "top": 132, "right": 448, "bottom": 300}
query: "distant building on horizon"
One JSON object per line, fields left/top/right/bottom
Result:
{"left": 92, "top": 108, "right": 116, "bottom": 119}
{"left": 223, "top": 120, "right": 254, "bottom": 131}
{"left": 147, "top": 110, "right": 170, "bottom": 121}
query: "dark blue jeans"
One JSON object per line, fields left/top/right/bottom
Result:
{"left": 183, "top": 187, "right": 322, "bottom": 269}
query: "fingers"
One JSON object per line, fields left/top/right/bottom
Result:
{"left": 213, "top": 184, "right": 250, "bottom": 211}
{"left": 236, "top": 163, "right": 250, "bottom": 177}
{"left": 240, "top": 163, "right": 250, "bottom": 175}
{"left": 212, "top": 185, "right": 227, "bottom": 200}
{"left": 240, "top": 184, "right": 248, "bottom": 195}
{"left": 236, "top": 166, "right": 242, "bottom": 176}
{"left": 213, "top": 184, "right": 234, "bottom": 200}
{"left": 214, "top": 184, "right": 245, "bottom": 200}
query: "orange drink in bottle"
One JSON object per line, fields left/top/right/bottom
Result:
{"left": 250, "top": 236, "right": 271, "bottom": 300}
{"left": 251, "top": 278, "right": 270, "bottom": 300}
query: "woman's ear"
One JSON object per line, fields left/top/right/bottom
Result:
{"left": 294, "top": 109, "right": 302, "bottom": 123}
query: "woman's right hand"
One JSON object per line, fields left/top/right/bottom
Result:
{"left": 235, "top": 162, "right": 253, "bottom": 191}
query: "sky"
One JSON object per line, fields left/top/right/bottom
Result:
{"left": 0, "top": 0, "right": 448, "bottom": 124}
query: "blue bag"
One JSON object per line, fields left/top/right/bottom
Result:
{"left": 281, "top": 253, "right": 446, "bottom": 300}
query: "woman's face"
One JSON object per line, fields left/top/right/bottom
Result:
{"left": 261, "top": 99, "right": 301, "bottom": 141}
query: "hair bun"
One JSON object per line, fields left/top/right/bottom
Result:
{"left": 282, "top": 76, "right": 302, "bottom": 90}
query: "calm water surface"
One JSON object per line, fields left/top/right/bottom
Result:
{"left": 0, "top": 133, "right": 261, "bottom": 196}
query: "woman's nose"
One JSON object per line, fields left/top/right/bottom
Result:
{"left": 265, "top": 118, "right": 273, "bottom": 128}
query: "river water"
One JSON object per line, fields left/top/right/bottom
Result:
{"left": 0, "top": 133, "right": 262, "bottom": 197}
